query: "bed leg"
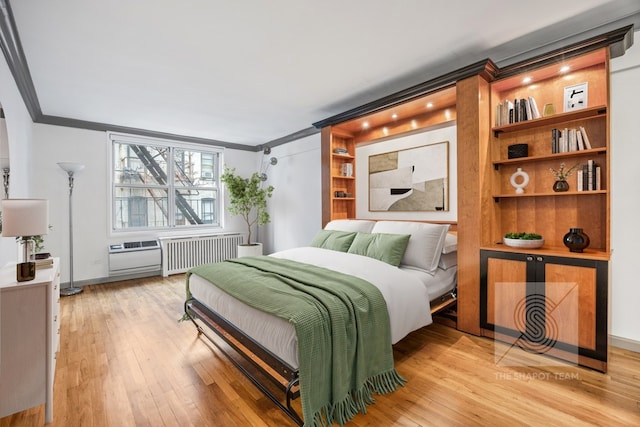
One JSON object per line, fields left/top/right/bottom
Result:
{"left": 286, "top": 378, "right": 303, "bottom": 426}
{"left": 184, "top": 299, "right": 204, "bottom": 335}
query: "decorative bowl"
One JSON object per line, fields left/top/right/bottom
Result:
{"left": 503, "top": 237, "right": 544, "bottom": 249}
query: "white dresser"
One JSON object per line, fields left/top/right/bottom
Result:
{"left": 0, "top": 258, "right": 60, "bottom": 423}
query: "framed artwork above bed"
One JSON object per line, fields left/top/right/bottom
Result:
{"left": 369, "top": 140, "right": 449, "bottom": 212}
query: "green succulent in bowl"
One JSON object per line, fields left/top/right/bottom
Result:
{"left": 504, "top": 232, "right": 543, "bottom": 240}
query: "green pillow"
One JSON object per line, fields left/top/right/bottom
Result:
{"left": 347, "top": 232, "right": 411, "bottom": 267}
{"left": 310, "top": 229, "right": 357, "bottom": 252}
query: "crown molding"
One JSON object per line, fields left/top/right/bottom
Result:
{"left": 0, "top": 0, "right": 260, "bottom": 152}
{"left": 1, "top": 1, "right": 638, "bottom": 149}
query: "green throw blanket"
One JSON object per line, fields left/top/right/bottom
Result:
{"left": 186, "top": 256, "right": 406, "bottom": 427}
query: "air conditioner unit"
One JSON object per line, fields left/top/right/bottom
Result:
{"left": 108, "top": 240, "right": 161, "bottom": 276}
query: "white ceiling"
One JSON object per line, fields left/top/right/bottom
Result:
{"left": 8, "top": 0, "right": 640, "bottom": 147}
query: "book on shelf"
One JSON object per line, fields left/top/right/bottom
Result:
{"left": 495, "top": 97, "right": 541, "bottom": 126}
{"left": 552, "top": 127, "right": 594, "bottom": 153}
{"left": 497, "top": 99, "right": 513, "bottom": 126}
{"left": 528, "top": 96, "right": 540, "bottom": 119}
{"left": 568, "top": 128, "right": 577, "bottom": 152}
{"left": 579, "top": 159, "right": 601, "bottom": 192}
{"left": 576, "top": 129, "right": 585, "bottom": 150}
{"left": 577, "top": 169, "right": 584, "bottom": 191}
{"left": 340, "top": 163, "right": 353, "bottom": 177}
{"left": 579, "top": 126, "right": 593, "bottom": 149}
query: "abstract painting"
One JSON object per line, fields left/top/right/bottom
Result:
{"left": 369, "top": 141, "right": 448, "bottom": 212}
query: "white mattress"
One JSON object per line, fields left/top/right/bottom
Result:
{"left": 189, "top": 247, "right": 456, "bottom": 369}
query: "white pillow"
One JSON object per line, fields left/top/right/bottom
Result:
{"left": 442, "top": 233, "right": 457, "bottom": 254}
{"left": 371, "top": 221, "right": 450, "bottom": 274}
{"left": 324, "top": 219, "right": 376, "bottom": 233}
{"left": 438, "top": 251, "right": 457, "bottom": 270}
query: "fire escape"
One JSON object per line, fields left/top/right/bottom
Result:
{"left": 130, "top": 145, "right": 203, "bottom": 224}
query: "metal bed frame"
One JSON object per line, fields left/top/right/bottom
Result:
{"left": 184, "top": 288, "right": 458, "bottom": 426}
{"left": 184, "top": 298, "right": 304, "bottom": 425}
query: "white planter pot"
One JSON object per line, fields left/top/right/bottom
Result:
{"left": 237, "top": 243, "right": 263, "bottom": 258}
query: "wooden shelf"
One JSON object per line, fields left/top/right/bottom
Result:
{"left": 493, "top": 190, "right": 606, "bottom": 200}
{"left": 492, "top": 105, "right": 607, "bottom": 137}
{"left": 481, "top": 243, "right": 610, "bottom": 261}
{"left": 332, "top": 175, "right": 355, "bottom": 180}
{"left": 332, "top": 153, "right": 354, "bottom": 159}
{"left": 332, "top": 197, "right": 355, "bottom": 201}
{"left": 493, "top": 147, "right": 606, "bottom": 169}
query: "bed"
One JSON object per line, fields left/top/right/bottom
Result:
{"left": 184, "top": 220, "right": 458, "bottom": 426}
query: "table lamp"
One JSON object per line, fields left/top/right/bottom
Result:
{"left": 1, "top": 199, "right": 49, "bottom": 281}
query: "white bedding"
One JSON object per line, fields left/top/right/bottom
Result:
{"left": 189, "top": 247, "right": 456, "bottom": 368}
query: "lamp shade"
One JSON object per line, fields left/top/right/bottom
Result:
{"left": 58, "top": 162, "right": 85, "bottom": 174}
{"left": 1, "top": 199, "right": 49, "bottom": 237}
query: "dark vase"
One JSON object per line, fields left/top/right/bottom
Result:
{"left": 563, "top": 228, "right": 590, "bottom": 252}
{"left": 553, "top": 180, "right": 570, "bottom": 192}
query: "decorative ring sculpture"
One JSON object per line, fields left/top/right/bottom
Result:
{"left": 510, "top": 167, "right": 529, "bottom": 194}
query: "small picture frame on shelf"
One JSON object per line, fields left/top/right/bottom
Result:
{"left": 563, "top": 82, "right": 588, "bottom": 112}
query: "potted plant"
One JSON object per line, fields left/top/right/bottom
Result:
{"left": 503, "top": 232, "right": 544, "bottom": 249}
{"left": 220, "top": 166, "right": 274, "bottom": 256}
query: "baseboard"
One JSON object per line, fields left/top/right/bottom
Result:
{"left": 59, "top": 270, "right": 162, "bottom": 289}
{"left": 610, "top": 334, "right": 640, "bottom": 353}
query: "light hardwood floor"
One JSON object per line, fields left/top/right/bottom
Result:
{"left": 2, "top": 274, "right": 639, "bottom": 426}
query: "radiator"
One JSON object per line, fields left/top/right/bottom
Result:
{"left": 159, "top": 233, "right": 245, "bottom": 276}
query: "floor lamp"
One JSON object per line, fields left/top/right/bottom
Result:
{"left": 58, "top": 162, "right": 85, "bottom": 296}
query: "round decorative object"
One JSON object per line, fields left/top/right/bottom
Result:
{"left": 563, "top": 228, "right": 590, "bottom": 253}
{"left": 553, "top": 180, "right": 570, "bottom": 192}
{"left": 503, "top": 237, "right": 545, "bottom": 249}
{"left": 510, "top": 168, "right": 530, "bottom": 194}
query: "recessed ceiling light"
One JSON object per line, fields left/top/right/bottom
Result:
{"left": 522, "top": 77, "right": 532, "bottom": 84}
{"left": 560, "top": 65, "right": 570, "bottom": 73}
{"left": 392, "top": 113, "right": 398, "bottom": 120}
{"left": 411, "top": 120, "right": 418, "bottom": 129}
{"left": 383, "top": 127, "right": 389, "bottom": 135}
{"left": 362, "top": 121, "right": 369, "bottom": 129}
{"left": 426, "top": 102, "right": 434, "bottom": 108}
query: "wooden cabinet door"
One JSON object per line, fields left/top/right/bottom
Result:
{"left": 484, "top": 255, "right": 528, "bottom": 333}
{"left": 481, "top": 250, "right": 608, "bottom": 368}
{"left": 542, "top": 256, "right": 608, "bottom": 361}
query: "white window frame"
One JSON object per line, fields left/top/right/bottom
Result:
{"left": 108, "top": 132, "right": 224, "bottom": 233}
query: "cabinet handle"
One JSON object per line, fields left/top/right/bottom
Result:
{"left": 537, "top": 256, "right": 544, "bottom": 262}
{"left": 54, "top": 315, "right": 57, "bottom": 322}
{"left": 526, "top": 256, "right": 534, "bottom": 261}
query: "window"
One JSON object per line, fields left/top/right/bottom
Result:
{"left": 110, "top": 133, "right": 222, "bottom": 231}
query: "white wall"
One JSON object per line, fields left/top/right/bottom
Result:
{"left": 610, "top": 31, "right": 640, "bottom": 344}
{"left": 260, "top": 133, "right": 322, "bottom": 254}
{"left": 30, "top": 123, "right": 256, "bottom": 285}
{"left": 0, "top": 48, "right": 36, "bottom": 265}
